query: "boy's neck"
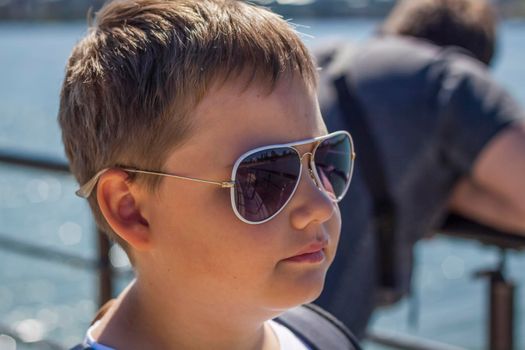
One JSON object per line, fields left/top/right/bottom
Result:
{"left": 91, "top": 279, "right": 280, "bottom": 350}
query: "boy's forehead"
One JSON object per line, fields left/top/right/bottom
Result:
{"left": 164, "top": 75, "right": 325, "bottom": 169}
{"left": 195, "top": 75, "right": 320, "bottom": 134}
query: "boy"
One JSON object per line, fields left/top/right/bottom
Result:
{"left": 59, "top": 0, "right": 359, "bottom": 349}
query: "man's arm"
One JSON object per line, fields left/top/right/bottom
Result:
{"left": 448, "top": 121, "right": 525, "bottom": 235}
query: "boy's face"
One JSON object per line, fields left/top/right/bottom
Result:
{"left": 140, "top": 75, "right": 341, "bottom": 315}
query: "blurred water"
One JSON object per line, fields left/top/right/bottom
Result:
{"left": 0, "top": 19, "right": 524, "bottom": 349}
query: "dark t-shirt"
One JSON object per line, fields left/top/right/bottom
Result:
{"left": 314, "top": 36, "right": 525, "bottom": 338}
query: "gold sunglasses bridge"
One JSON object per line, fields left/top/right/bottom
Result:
{"left": 299, "top": 151, "right": 314, "bottom": 162}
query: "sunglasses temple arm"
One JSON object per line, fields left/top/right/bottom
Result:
{"left": 121, "top": 169, "right": 235, "bottom": 188}
{"left": 75, "top": 168, "right": 235, "bottom": 198}
{"left": 75, "top": 168, "right": 110, "bottom": 198}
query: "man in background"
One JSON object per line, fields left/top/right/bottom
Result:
{"left": 315, "top": 0, "right": 525, "bottom": 338}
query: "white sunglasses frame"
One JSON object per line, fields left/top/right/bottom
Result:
{"left": 229, "top": 130, "right": 355, "bottom": 224}
{"left": 76, "top": 130, "right": 355, "bottom": 225}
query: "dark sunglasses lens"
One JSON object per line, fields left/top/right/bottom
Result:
{"left": 234, "top": 147, "right": 301, "bottom": 223}
{"left": 314, "top": 134, "right": 353, "bottom": 200}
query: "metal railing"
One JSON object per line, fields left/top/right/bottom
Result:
{"left": 1, "top": 149, "right": 524, "bottom": 350}
{"left": 0, "top": 150, "right": 122, "bottom": 349}
{"left": 438, "top": 214, "right": 525, "bottom": 350}
{"left": 0, "top": 149, "right": 117, "bottom": 305}
{"left": 366, "top": 329, "right": 467, "bottom": 350}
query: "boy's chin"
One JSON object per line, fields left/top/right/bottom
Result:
{"left": 265, "top": 272, "right": 327, "bottom": 312}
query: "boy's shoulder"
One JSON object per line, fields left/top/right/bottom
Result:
{"left": 70, "top": 302, "right": 361, "bottom": 350}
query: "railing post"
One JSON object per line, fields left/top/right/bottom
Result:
{"left": 475, "top": 250, "right": 515, "bottom": 350}
{"left": 489, "top": 250, "right": 514, "bottom": 350}
{"left": 489, "top": 273, "right": 514, "bottom": 350}
{"left": 97, "top": 228, "right": 113, "bottom": 306}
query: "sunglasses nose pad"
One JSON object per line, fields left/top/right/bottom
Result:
{"left": 299, "top": 151, "right": 321, "bottom": 188}
{"left": 305, "top": 152, "right": 336, "bottom": 200}
{"left": 308, "top": 167, "right": 321, "bottom": 188}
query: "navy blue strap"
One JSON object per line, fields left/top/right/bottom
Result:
{"left": 275, "top": 304, "right": 361, "bottom": 350}
{"left": 70, "top": 345, "right": 92, "bottom": 350}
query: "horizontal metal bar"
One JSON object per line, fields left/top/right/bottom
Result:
{"left": 0, "top": 150, "right": 69, "bottom": 173}
{"left": 0, "top": 233, "right": 98, "bottom": 269}
{"left": 366, "top": 329, "right": 467, "bottom": 350}
{"left": 0, "top": 233, "right": 133, "bottom": 278}
{"left": 439, "top": 214, "right": 525, "bottom": 250}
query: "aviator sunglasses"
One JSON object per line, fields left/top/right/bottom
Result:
{"left": 77, "top": 131, "right": 355, "bottom": 224}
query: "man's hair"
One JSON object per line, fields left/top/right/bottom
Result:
{"left": 380, "top": 0, "right": 497, "bottom": 65}
{"left": 58, "top": 0, "right": 316, "bottom": 248}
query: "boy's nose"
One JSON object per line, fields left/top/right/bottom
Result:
{"left": 288, "top": 152, "right": 336, "bottom": 230}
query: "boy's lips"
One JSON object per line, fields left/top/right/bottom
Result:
{"left": 283, "top": 242, "right": 327, "bottom": 263}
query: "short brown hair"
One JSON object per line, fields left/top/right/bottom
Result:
{"left": 58, "top": 0, "right": 316, "bottom": 246}
{"left": 380, "top": 0, "right": 497, "bottom": 65}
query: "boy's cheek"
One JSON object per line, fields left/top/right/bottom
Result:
{"left": 327, "top": 205, "right": 343, "bottom": 263}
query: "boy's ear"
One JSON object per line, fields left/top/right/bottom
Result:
{"left": 96, "top": 169, "right": 151, "bottom": 251}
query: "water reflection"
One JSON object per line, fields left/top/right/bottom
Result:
{"left": 58, "top": 222, "right": 82, "bottom": 246}
{"left": 15, "top": 319, "right": 45, "bottom": 343}
{"left": 0, "top": 335, "right": 17, "bottom": 350}
{"left": 24, "top": 178, "right": 62, "bottom": 204}
{"left": 441, "top": 255, "right": 466, "bottom": 280}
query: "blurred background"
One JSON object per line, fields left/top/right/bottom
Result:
{"left": 0, "top": 0, "right": 524, "bottom": 349}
